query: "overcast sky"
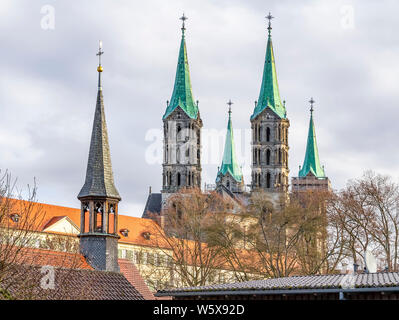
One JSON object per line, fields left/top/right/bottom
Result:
{"left": 0, "top": 0, "right": 398, "bottom": 217}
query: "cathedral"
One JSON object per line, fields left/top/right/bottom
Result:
{"left": 143, "top": 13, "right": 331, "bottom": 219}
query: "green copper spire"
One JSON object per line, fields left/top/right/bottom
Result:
{"left": 163, "top": 14, "right": 198, "bottom": 120}
{"left": 251, "top": 13, "right": 286, "bottom": 120}
{"left": 299, "top": 98, "right": 325, "bottom": 178}
{"left": 216, "top": 100, "right": 243, "bottom": 183}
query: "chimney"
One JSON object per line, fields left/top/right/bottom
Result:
{"left": 353, "top": 263, "right": 359, "bottom": 274}
{"left": 341, "top": 263, "right": 348, "bottom": 274}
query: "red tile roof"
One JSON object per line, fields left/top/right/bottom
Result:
{"left": 13, "top": 247, "right": 93, "bottom": 270}
{"left": 118, "top": 259, "right": 156, "bottom": 300}
{"left": 5, "top": 198, "right": 169, "bottom": 248}
{"left": 3, "top": 265, "right": 144, "bottom": 300}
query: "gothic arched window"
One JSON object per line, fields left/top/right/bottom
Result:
{"left": 266, "top": 172, "right": 271, "bottom": 189}
{"left": 266, "top": 149, "right": 271, "bottom": 165}
{"left": 266, "top": 127, "right": 270, "bottom": 142}
{"left": 177, "top": 173, "right": 181, "bottom": 186}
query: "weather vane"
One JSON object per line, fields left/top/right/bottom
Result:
{"left": 266, "top": 12, "right": 274, "bottom": 35}
{"left": 180, "top": 13, "right": 188, "bottom": 33}
{"left": 227, "top": 99, "right": 233, "bottom": 115}
{"left": 309, "top": 97, "right": 315, "bottom": 114}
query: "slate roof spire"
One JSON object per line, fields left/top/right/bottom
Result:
{"left": 163, "top": 14, "right": 199, "bottom": 120}
{"left": 251, "top": 13, "right": 286, "bottom": 120}
{"left": 299, "top": 98, "right": 325, "bottom": 178}
{"left": 216, "top": 100, "right": 243, "bottom": 183}
{"left": 78, "top": 41, "right": 121, "bottom": 200}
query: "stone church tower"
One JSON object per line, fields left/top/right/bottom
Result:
{"left": 77, "top": 42, "right": 121, "bottom": 272}
{"left": 162, "top": 15, "right": 202, "bottom": 197}
{"left": 251, "top": 14, "right": 290, "bottom": 198}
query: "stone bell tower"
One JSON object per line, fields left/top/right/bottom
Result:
{"left": 77, "top": 41, "right": 121, "bottom": 272}
{"left": 251, "top": 13, "right": 290, "bottom": 201}
{"left": 162, "top": 14, "right": 202, "bottom": 198}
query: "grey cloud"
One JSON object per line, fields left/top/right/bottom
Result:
{"left": 1, "top": 0, "right": 399, "bottom": 216}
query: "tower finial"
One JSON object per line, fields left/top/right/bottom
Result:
{"left": 266, "top": 12, "right": 274, "bottom": 36}
{"left": 96, "top": 40, "right": 104, "bottom": 90}
{"left": 309, "top": 97, "right": 315, "bottom": 115}
{"left": 180, "top": 13, "right": 188, "bottom": 35}
{"left": 227, "top": 99, "right": 233, "bottom": 116}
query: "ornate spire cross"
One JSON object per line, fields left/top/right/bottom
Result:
{"left": 96, "top": 40, "right": 104, "bottom": 67}
{"left": 180, "top": 13, "right": 188, "bottom": 33}
{"left": 227, "top": 99, "right": 233, "bottom": 115}
{"left": 266, "top": 12, "right": 274, "bottom": 35}
{"left": 309, "top": 97, "right": 315, "bottom": 114}
{"left": 96, "top": 40, "right": 104, "bottom": 89}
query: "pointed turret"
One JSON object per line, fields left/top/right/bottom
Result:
{"left": 299, "top": 98, "right": 325, "bottom": 178}
{"left": 251, "top": 13, "right": 286, "bottom": 120}
{"left": 291, "top": 98, "right": 331, "bottom": 192}
{"left": 163, "top": 13, "right": 198, "bottom": 120}
{"left": 216, "top": 100, "right": 244, "bottom": 194}
{"left": 77, "top": 41, "right": 121, "bottom": 273}
{"left": 217, "top": 100, "right": 243, "bottom": 183}
{"left": 78, "top": 42, "right": 120, "bottom": 201}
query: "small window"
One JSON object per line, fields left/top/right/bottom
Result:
{"left": 10, "top": 213, "right": 21, "bottom": 223}
{"left": 266, "top": 127, "right": 271, "bottom": 142}
{"left": 120, "top": 228, "right": 129, "bottom": 237}
{"left": 142, "top": 232, "right": 151, "bottom": 240}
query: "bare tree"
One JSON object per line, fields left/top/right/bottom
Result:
{"left": 292, "top": 190, "right": 345, "bottom": 275}
{"left": 332, "top": 171, "right": 399, "bottom": 271}
{"left": 0, "top": 171, "right": 84, "bottom": 299}
{"left": 147, "top": 188, "right": 233, "bottom": 288}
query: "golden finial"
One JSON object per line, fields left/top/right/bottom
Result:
{"left": 96, "top": 40, "right": 104, "bottom": 72}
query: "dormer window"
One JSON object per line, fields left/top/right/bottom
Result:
{"left": 10, "top": 213, "right": 20, "bottom": 223}
{"left": 142, "top": 232, "right": 151, "bottom": 240}
{"left": 120, "top": 228, "right": 129, "bottom": 237}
